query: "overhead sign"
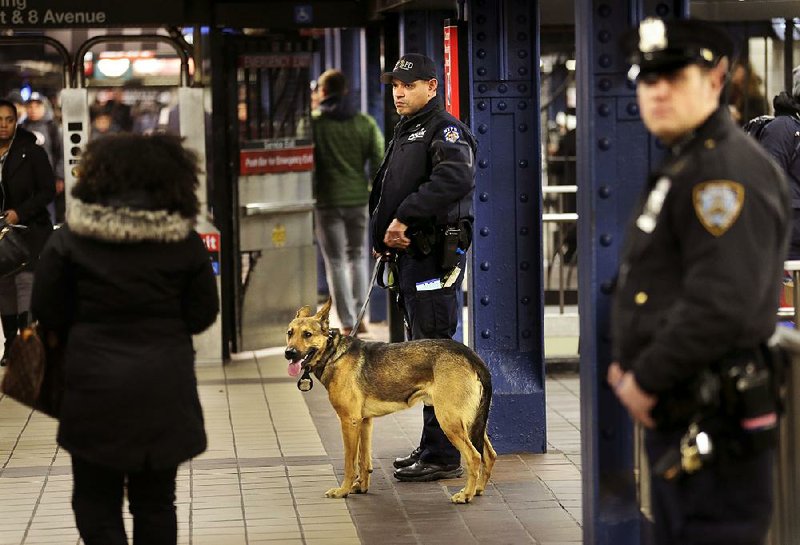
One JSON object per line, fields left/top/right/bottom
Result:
{"left": 0, "top": 0, "right": 184, "bottom": 27}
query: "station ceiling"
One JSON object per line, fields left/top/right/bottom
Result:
{"left": 371, "top": 0, "right": 800, "bottom": 24}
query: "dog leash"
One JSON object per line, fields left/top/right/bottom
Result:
{"left": 349, "top": 256, "right": 385, "bottom": 338}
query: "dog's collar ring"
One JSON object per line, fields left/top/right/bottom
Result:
{"left": 297, "top": 366, "right": 313, "bottom": 392}
{"left": 296, "top": 349, "right": 316, "bottom": 392}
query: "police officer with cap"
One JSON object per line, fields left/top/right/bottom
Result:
{"left": 609, "top": 18, "right": 789, "bottom": 544}
{"left": 370, "top": 53, "right": 476, "bottom": 482}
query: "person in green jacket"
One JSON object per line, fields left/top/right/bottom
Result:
{"left": 312, "top": 69, "right": 384, "bottom": 334}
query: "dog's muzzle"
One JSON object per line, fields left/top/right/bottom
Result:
{"left": 284, "top": 347, "right": 300, "bottom": 361}
{"left": 285, "top": 347, "right": 316, "bottom": 380}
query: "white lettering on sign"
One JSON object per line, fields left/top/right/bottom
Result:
{"left": 0, "top": 6, "right": 107, "bottom": 26}
{"left": 244, "top": 153, "right": 313, "bottom": 169}
{"left": 42, "top": 9, "right": 106, "bottom": 24}
{"left": 0, "top": 0, "right": 26, "bottom": 9}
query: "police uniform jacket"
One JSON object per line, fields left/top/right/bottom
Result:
{"left": 1, "top": 127, "right": 55, "bottom": 271}
{"left": 369, "top": 98, "right": 476, "bottom": 252}
{"left": 612, "top": 107, "right": 790, "bottom": 397}
{"left": 31, "top": 199, "right": 219, "bottom": 472}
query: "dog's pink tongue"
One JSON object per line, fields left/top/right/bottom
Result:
{"left": 288, "top": 361, "right": 302, "bottom": 377}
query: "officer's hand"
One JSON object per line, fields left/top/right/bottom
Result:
{"left": 609, "top": 364, "right": 657, "bottom": 429}
{"left": 4, "top": 210, "right": 19, "bottom": 225}
{"left": 384, "top": 218, "right": 411, "bottom": 250}
{"left": 607, "top": 362, "right": 624, "bottom": 388}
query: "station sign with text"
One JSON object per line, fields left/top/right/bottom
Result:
{"left": 0, "top": 0, "right": 184, "bottom": 27}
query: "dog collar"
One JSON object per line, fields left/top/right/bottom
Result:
{"left": 296, "top": 330, "right": 341, "bottom": 393}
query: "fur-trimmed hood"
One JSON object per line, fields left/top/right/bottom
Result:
{"left": 67, "top": 198, "right": 195, "bottom": 243}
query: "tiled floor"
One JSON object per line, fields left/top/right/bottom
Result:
{"left": 0, "top": 327, "right": 582, "bottom": 545}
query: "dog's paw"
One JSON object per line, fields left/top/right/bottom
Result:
{"left": 450, "top": 489, "right": 473, "bottom": 504}
{"left": 325, "top": 487, "right": 350, "bottom": 499}
{"left": 475, "top": 487, "right": 484, "bottom": 496}
{"left": 350, "top": 482, "right": 368, "bottom": 494}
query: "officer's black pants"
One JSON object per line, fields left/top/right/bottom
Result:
{"left": 72, "top": 456, "right": 178, "bottom": 545}
{"left": 645, "top": 429, "right": 773, "bottom": 545}
{"left": 398, "top": 251, "right": 464, "bottom": 466}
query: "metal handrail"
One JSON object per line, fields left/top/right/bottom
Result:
{"left": 543, "top": 185, "right": 577, "bottom": 194}
{"left": 543, "top": 212, "right": 579, "bottom": 223}
{"left": 74, "top": 34, "right": 191, "bottom": 88}
{"left": 542, "top": 188, "right": 578, "bottom": 313}
{"left": 243, "top": 201, "right": 315, "bottom": 216}
{"left": 0, "top": 35, "right": 72, "bottom": 88}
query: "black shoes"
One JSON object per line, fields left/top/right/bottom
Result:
{"left": 393, "top": 460, "right": 463, "bottom": 482}
{"left": 393, "top": 447, "right": 423, "bottom": 469}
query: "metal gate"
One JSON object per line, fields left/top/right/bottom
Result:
{"left": 213, "top": 35, "right": 316, "bottom": 353}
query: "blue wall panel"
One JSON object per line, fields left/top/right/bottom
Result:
{"left": 469, "top": 0, "right": 545, "bottom": 454}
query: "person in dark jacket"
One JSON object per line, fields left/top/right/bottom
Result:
{"left": 370, "top": 53, "right": 477, "bottom": 482}
{"left": 31, "top": 133, "right": 219, "bottom": 545}
{"left": 22, "top": 92, "right": 65, "bottom": 224}
{"left": 0, "top": 99, "right": 55, "bottom": 365}
{"left": 611, "top": 19, "right": 789, "bottom": 545}
{"left": 758, "top": 65, "right": 800, "bottom": 259}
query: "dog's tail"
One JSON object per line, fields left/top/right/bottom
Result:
{"left": 469, "top": 355, "right": 493, "bottom": 456}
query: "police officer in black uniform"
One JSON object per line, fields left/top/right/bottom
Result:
{"left": 370, "top": 53, "right": 477, "bottom": 482}
{"left": 609, "top": 18, "right": 790, "bottom": 545}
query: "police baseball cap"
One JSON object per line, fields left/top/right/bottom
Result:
{"left": 26, "top": 92, "right": 45, "bottom": 104}
{"left": 622, "top": 18, "right": 734, "bottom": 80}
{"left": 380, "top": 53, "right": 438, "bottom": 84}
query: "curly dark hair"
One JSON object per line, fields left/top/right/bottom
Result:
{"left": 72, "top": 133, "right": 200, "bottom": 218}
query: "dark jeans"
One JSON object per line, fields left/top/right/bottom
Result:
{"left": 398, "top": 251, "right": 465, "bottom": 466}
{"left": 72, "top": 456, "right": 179, "bottom": 545}
{"left": 645, "top": 429, "right": 773, "bottom": 545}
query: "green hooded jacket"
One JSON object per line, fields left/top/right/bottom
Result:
{"left": 311, "top": 96, "right": 384, "bottom": 208}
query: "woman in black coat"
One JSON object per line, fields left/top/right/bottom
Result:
{"left": 31, "top": 133, "right": 219, "bottom": 545}
{"left": 0, "top": 99, "right": 55, "bottom": 364}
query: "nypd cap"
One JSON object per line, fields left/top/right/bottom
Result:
{"left": 380, "top": 53, "right": 438, "bottom": 84}
{"left": 26, "top": 92, "right": 45, "bottom": 104}
{"left": 622, "top": 18, "right": 734, "bottom": 78}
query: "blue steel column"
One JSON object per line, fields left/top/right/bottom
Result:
{"left": 399, "top": 10, "right": 449, "bottom": 62}
{"left": 339, "top": 28, "right": 363, "bottom": 104}
{"left": 468, "top": 0, "right": 545, "bottom": 453}
{"left": 577, "top": 1, "right": 687, "bottom": 544}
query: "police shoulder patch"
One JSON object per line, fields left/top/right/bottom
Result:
{"left": 692, "top": 180, "right": 745, "bottom": 237}
{"left": 443, "top": 125, "right": 460, "bottom": 143}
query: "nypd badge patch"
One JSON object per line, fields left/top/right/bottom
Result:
{"left": 692, "top": 181, "right": 745, "bottom": 237}
{"left": 443, "top": 126, "right": 460, "bottom": 143}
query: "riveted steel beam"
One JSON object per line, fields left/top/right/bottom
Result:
{"left": 468, "top": 0, "right": 546, "bottom": 454}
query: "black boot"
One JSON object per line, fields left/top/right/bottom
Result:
{"left": 1, "top": 314, "right": 18, "bottom": 366}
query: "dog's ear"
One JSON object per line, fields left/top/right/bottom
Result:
{"left": 316, "top": 298, "right": 333, "bottom": 329}
{"left": 295, "top": 305, "right": 313, "bottom": 319}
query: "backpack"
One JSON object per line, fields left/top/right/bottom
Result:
{"left": 744, "top": 114, "right": 800, "bottom": 169}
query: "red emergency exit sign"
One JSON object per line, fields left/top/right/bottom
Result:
{"left": 240, "top": 146, "right": 314, "bottom": 175}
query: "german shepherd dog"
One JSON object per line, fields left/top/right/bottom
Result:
{"left": 284, "top": 299, "right": 496, "bottom": 504}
